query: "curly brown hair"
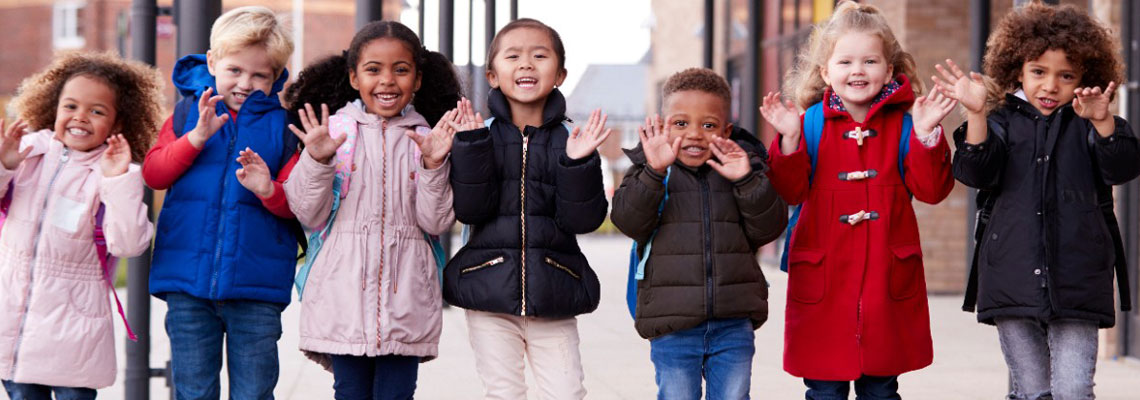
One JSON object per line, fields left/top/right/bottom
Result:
{"left": 983, "top": 2, "right": 1124, "bottom": 111}
{"left": 10, "top": 51, "right": 165, "bottom": 162}
{"left": 662, "top": 67, "right": 732, "bottom": 114}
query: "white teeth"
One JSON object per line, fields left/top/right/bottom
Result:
{"left": 374, "top": 94, "right": 399, "bottom": 106}
{"left": 68, "top": 128, "right": 90, "bottom": 136}
{"left": 516, "top": 78, "right": 537, "bottom": 88}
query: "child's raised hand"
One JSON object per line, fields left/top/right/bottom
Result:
{"left": 912, "top": 89, "right": 958, "bottom": 136}
{"left": 447, "top": 98, "right": 485, "bottom": 132}
{"left": 187, "top": 87, "right": 230, "bottom": 149}
{"left": 0, "top": 118, "right": 31, "bottom": 170}
{"left": 1073, "top": 82, "right": 1117, "bottom": 122}
{"left": 759, "top": 92, "right": 801, "bottom": 138}
{"left": 707, "top": 136, "right": 751, "bottom": 181}
{"left": 100, "top": 134, "right": 132, "bottom": 177}
{"left": 932, "top": 59, "right": 987, "bottom": 114}
{"left": 566, "top": 109, "right": 613, "bottom": 160}
{"left": 409, "top": 109, "right": 459, "bottom": 169}
{"left": 235, "top": 148, "right": 274, "bottom": 198}
{"left": 638, "top": 114, "right": 679, "bottom": 174}
{"left": 288, "top": 103, "right": 344, "bottom": 164}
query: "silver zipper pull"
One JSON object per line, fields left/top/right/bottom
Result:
{"left": 60, "top": 148, "right": 70, "bottom": 163}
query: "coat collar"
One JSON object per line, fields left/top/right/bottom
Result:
{"left": 822, "top": 74, "right": 916, "bottom": 122}
{"left": 336, "top": 100, "right": 428, "bottom": 131}
{"left": 487, "top": 88, "right": 568, "bottom": 129}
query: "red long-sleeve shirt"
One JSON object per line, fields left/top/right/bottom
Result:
{"left": 142, "top": 113, "right": 299, "bottom": 218}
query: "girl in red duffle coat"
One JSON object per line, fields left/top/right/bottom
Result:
{"left": 759, "top": 2, "right": 958, "bottom": 397}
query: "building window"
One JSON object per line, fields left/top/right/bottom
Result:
{"left": 53, "top": 1, "right": 86, "bottom": 49}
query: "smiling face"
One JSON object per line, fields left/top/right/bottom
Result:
{"left": 1019, "top": 49, "right": 1080, "bottom": 116}
{"left": 662, "top": 90, "right": 733, "bottom": 168}
{"left": 53, "top": 75, "right": 119, "bottom": 152}
{"left": 207, "top": 45, "right": 277, "bottom": 111}
{"left": 350, "top": 37, "right": 422, "bottom": 118}
{"left": 820, "top": 31, "right": 894, "bottom": 115}
{"left": 486, "top": 27, "right": 566, "bottom": 106}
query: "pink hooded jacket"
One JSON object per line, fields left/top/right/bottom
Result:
{"left": 0, "top": 130, "right": 154, "bottom": 388}
{"left": 285, "top": 101, "right": 454, "bottom": 368}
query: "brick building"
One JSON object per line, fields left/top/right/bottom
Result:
{"left": 0, "top": 0, "right": 403, "bottom": 116}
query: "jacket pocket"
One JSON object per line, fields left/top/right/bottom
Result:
{"left": 788, "top": 249, "right": 826, "bottom": 304}
{"left": 888, "top": 243, "right": 923, "bottom": 301}
{"left": 461, "top": 256, "right": 505, "bottom": 275}
{"left": 543, "top": 256, "right": 580, "bottom": 280}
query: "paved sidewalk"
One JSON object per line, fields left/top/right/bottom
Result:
{"left": 6, "top": 234, "right": 1138, "bottom": 399}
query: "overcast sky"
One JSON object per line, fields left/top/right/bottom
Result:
{"left": 403, "top": 0, "right": 651, "bottom": 94}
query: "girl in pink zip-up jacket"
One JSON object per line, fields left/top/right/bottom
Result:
{"left": 238, "top": 21, "right": 463, "bottom": 397}
{"left": 0, "top": 51, "right": 162, "bottom": 397}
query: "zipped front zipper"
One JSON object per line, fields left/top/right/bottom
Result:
{"left": 519, "top": 132, "right": 531, "bottom": 316}
{"left": 462, "top": 256, "right": 505, "bottom": 274}
{"left": 377, "top": 119, "right": 389, "bottom": 348}
{"left": 700, "top": 174, "right": 714, "bottom": 317}
{"left": 11, "top": 147, "right": 70, "bottom": 377}
{"left": 210, "top": 118, "right": 240, "bottom": 298}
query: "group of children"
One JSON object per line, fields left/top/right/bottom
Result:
{"left": 0, "top": 1, "right": 1135, "bottom": 399}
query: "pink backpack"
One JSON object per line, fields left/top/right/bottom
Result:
{"left": 0, "top": 182, "right": 136, "bottom": 341}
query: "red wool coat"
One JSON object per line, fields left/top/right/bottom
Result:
{"left": 767, "top": 76, "right": 954, "bottom": 380}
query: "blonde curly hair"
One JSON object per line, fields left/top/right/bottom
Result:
{"left": 10, "top": 51, "right": 164, "bottom": 162}
{"left": 783, "top": 1, "right": 922, "bottom": 110}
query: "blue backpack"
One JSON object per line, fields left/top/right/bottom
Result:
{"left": 777, "top": 102, "right": 913, "bottom": 272}
{"left": 625, "top": 167, "right": 671, "bottom": 319}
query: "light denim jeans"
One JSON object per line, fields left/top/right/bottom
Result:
{"left": 649, "top": 318, "right": 755, "bottom": 400}
{"left": 2, "top": 381, "right": 96, "bottom": 400}
{"left": 995, "top": 317, "right": 1098, "bottom": 400}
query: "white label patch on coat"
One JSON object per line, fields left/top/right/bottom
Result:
{"left": 48, "top": 197, "right": 86, "bottom": 233}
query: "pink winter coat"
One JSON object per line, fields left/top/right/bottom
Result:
{"left": 0, "top": 130, "right": 154, "bottom": 388}
{"left": 285, "top": 101, "right": 454, "bottom": 367}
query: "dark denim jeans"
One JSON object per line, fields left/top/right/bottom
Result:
{"left": 995, "top": 317, "right": 1098, "bottom": 400}
{"left": 804, "top": 375, "right": 900, "bottom": 400}
{"left": 329, "top": 354, "right": 420, "bottom": 400}
{"left": 649, "top": 318, "right": 755, "bottom": 400}
{"left": 164, "top": 292, "right": 285, "bottom": 400}
{"left": 2, "top": 381, "right": 96, "bottom": 400}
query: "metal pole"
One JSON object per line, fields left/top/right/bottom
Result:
{"left": 510, "top": 0, "right": 517, "bottom": 21}
{"left": 703, "top": 0, "right": 714, "bottom": 69}
{"left": 418, "top": 0, "right": 426, "bottom": 39}
{"left": 356, "top": 0, "right": 383, "bottom": 29}
{"left": 966, "top": 0, "right": 989, "bottom": 277}
{"left": 175, "top": 0, "right": 221, "bottom": 60}
{"left": 742, "top": 0, "right": 761, "bottom": 136}
{"left": 126, "top": 1, "right": 156, "bottom": 399}
{"left": 1120, "top": 0, "right": 1139, "bottom": 358}
{"left": 485, "top": 0, "right": 496, "bottom": 44}
{"left": 468, "top": 0, "right": 475, "bottom": 97}
{"left": 439, "top": 0, "right": 455, "bottom": 59}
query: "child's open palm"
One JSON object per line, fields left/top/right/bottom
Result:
{"left": 235, "top": 148, "right": 274, "bottom": 198}
{"left": 289, "top": 103, "right": 345, "bottom": 164}
{"left": 932, "top": 59, "right": 987, "bottom": 114}
{"left": 707, "top": 136, "right": 751, "bottom": 181}
{"left": 100, "top": 134, "right": 132, "bottom": 177}
{"left": 409, "top": 108, "right": 460, "bottom": 169}
{"left": 759, "top": 92, "right": 801, "bottom": 138}
{"left": 566, "top": 109, "right": 613, "bottom": 160}
{"left": 1073, "top": 82, "right": 1117, "bottom": 122}
{"left": 912, "top": 89, "right": 958, "bottom": 136}
{"left": 638, "top": 114, "right": 679, "bottom": 173}
{"left": 188, "top": 87, "right": 230, "bottom": 148}
{"left": 0, "top": 118, "right": 31, "bottom": 170}
{"left": 448, "top": 98, "right": 485, "bottom": 132}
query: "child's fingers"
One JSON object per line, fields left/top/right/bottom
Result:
{"left": 969, "top": 71, "right": 985, "bottom": 83}
{"left": 637, "top": 125, "right": 649, "bottom": 144}
{"left": 670, "top": 137, "right": 682, "bottom": 155}
{"left": 198, "top": 88, "right": 212, "bottom": 110}
{"left": 405, "top": 129, "right": 425, "bottom": 146}
{"left": 946, "top": 59, "right": 967, "bottom": 79}
{"left": 288, "top": 124, "right": 307, "bottom": 141}
{"left": 320, "top": 104, "right": 330, "bottom": 126}
{"left": 934, "top": 64, "right": 957, "bottom": 84}
{"left": 570, "top": 126, "right": 581, "bottom": 139}
{"left": 303, "top": 103, "right": 317, "bottom": 131}
{"left": 1106, "top": 81, "right": 1118, "bottom": 94}
{"left": 597, "top": 128, "right": 613, "bottom": 144}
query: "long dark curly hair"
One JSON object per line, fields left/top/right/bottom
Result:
{"left": 982, "top": 2, "right": 1124, "bottom": 111}
{"left": 10, "top": 51, "right": 164, "bottom": 162}
{"left": 284, "top": 21, "right": 462, "bottom": 126}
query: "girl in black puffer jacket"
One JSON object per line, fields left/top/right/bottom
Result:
{"left": 442, "top": 18, "right": 611, "bottom": 399}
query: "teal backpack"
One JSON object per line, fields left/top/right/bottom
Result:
{"left": 778, "top": 102, "right": 913, "bottom": 272}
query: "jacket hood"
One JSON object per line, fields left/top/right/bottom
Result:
{"left": 487, "top": 87, "right": 568, "bottom": 129}
{"left": 822, "top": 73, "right": 916, "bottom": 121}
{"left": 335, "top": 100, "right": 429, "bottom": 132}
{"left": 623, "top": 126, "right": 769, "bottom": 173}
{"left": 172, "top": 54, "right": 289, "bottom": 104}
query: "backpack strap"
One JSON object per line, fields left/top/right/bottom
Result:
{"left": 94, "top": 204, "right": 136, "bottom": 341}
{"left": 899, "top": 113, "right": 913, "bottom": 181}
{"left": 171, "top": 96, "right": 196, "bottom": 137}
{"left": 626, "top": 166, "right": 671, "bottom": 318}
{"left": 295, "top": 115, "right": 358, "bottom": 298}
{"left": 779, "top": 102, "right": 825, "bottom": 272}
{"left": 1086, "top": 129, "right": 1132, "bottom": 312}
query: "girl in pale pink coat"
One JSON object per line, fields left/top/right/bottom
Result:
{"left": 0, "top": 52, "right": 163, "bottom": 397}
{"left": 239, "top": 21, "right": 462, "bottom": 398}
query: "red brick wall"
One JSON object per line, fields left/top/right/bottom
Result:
{"left": 0, "top": 6, "right": 54, "bottom": 96}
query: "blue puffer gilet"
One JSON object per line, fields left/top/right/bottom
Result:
{"left": 149, "top": 54, "right": 297, "bottom": 305}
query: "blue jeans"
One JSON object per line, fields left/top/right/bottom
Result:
{"left": 995, "top": 317, "right": 1098, "bottom": 400}
{"left": 804, "top": 375, "right": 900, "bottom": 400}
{"left": 649, "top": 318, "right": 755, "bottom": 400}
{"left": 329, "top": 355, "right": 420, "bottom": 400}
{"left": 2, "top": 381, "right": 95, "bottom": 400}
{"left": 164, "top": 293, "right": 285, "bottom": 400}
